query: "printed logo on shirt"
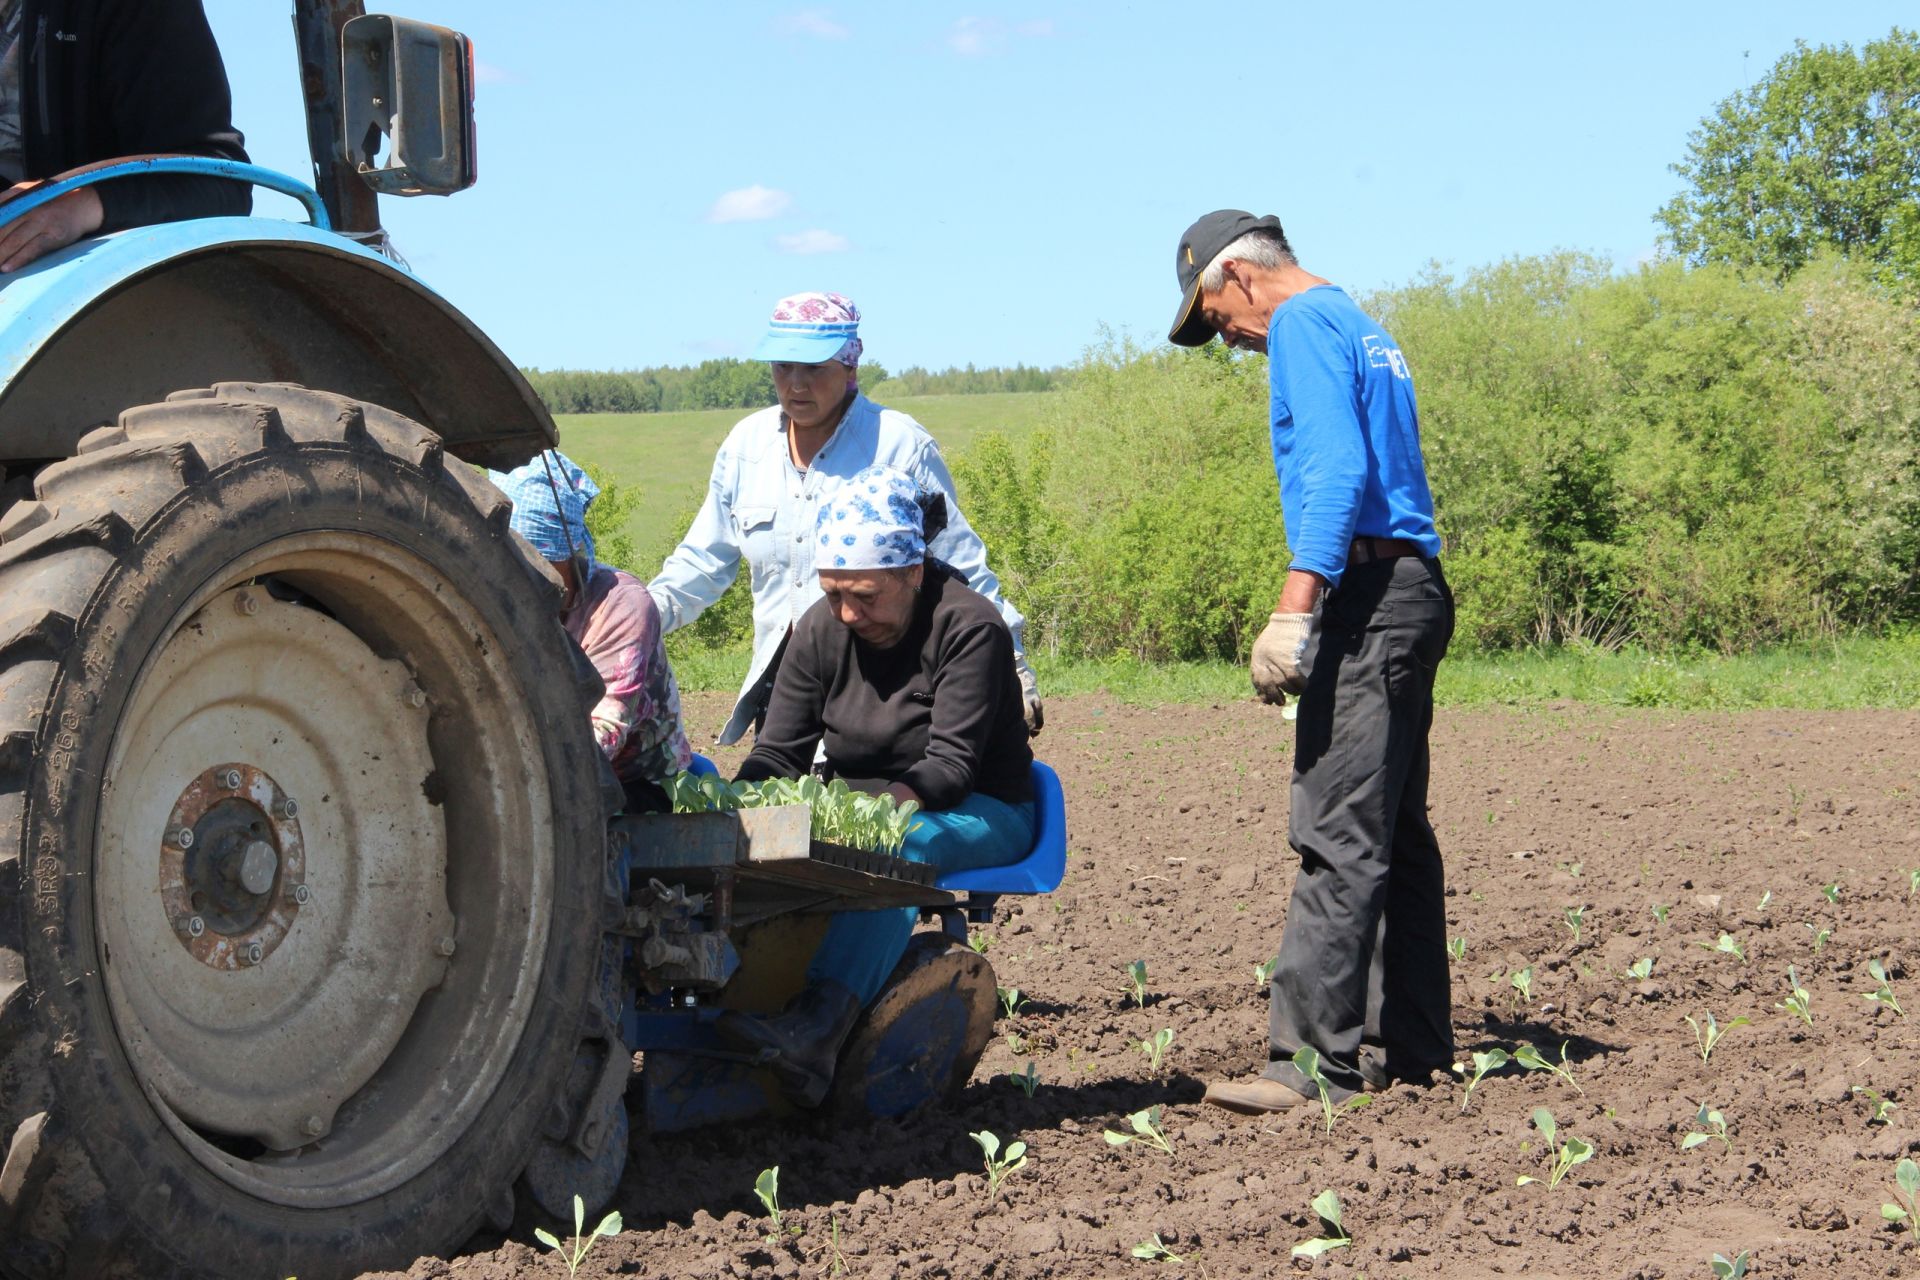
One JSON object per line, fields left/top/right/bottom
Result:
{"left": 1362, "top": 334, "right": 1411, "bottom": 380}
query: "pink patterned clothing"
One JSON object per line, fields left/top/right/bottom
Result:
{"left": 564, "top": 565, "right": 692, "bottom": 788}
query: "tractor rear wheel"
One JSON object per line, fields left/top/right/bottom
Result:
{"left": 0, "top": 385, "right": 610, "bottom": 1279}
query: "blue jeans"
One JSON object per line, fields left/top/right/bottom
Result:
{"left": 807, "top": 792, "right": 1036, "bottom": 1005}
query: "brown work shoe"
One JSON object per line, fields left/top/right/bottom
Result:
{"left": 1202, "top": 1074, "right": 1315, "bottom": 1114}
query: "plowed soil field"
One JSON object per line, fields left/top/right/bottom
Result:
{"left": 365, "top": 694, "right": 1920, "bottom": 1280}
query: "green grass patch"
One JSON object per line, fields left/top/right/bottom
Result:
{"left": 557, "top": 391, "right": 1051, "bottom": 556}
{"left": 667, "top": 633, "right": 1920, "bottom": 712}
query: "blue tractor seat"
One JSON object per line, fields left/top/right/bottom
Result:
{"left": 935, "top": 760, "right": 1067, "bottom": 895}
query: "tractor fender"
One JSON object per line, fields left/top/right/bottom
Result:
{"left": 0, "top": 215, "right": 554, "bottom": 469}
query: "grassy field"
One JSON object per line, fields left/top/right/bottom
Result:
{"left": 557, "top": 391, "right": 1051, "bottom": 557}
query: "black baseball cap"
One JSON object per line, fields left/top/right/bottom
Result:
{"left": 1168, "top": 209, "right": 1284, "bottom": 346}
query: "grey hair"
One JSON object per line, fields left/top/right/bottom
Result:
{"left": 1198, "top": 229, "right": 1296, "bottom": 292}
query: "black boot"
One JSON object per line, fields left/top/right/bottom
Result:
{"left": 715, "top": 981, "right": 863, "bottom": 1108}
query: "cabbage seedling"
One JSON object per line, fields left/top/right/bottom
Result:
{"left": 1908, "top": 869, "right": 1920, "bottom": 902}
{"left": 1681, "top": 1102, "right": 1731, "bottom": 1154}
{"left": 1120, "top": 959, "right": 1150, "bottom": 1008}
{"left": 1882, "top": 1157, "right": 1920, "bottom": 1238}
{"left": 1137, "top": 1027, "right": 1174, "bottom": 1074}
{"left": 1804, "top": 921, "right": 1832, "bottom": 954}
{"left": 534, "top": 1194, "right": 623, "bottom": 1278}
{"left": 1292, "top": 1046, "right": 1371, "bottom": 1135}
{"left": 1710, "top": 1251, "right": 1751, "bottom": 1279}
{"left": 1755, "top": 889, "right": 1772, "bottom": 912}
{"left": 1684, "top": 1011, "right": 1750, "bottom": 1063}
{"left": 970, "top": 1129, "right": 1027, "bottom": 1199}
{"left": 751, "top": 1166, "right": 799, "bottom": 1243}
{"left": 1508, "top": 966, "right": 1535, "bottom": 1018}
{"left": 997, "top": 985, "right": 1025, "bottom": 1018}
{"left": 1853, "top": 1085, "right": 1898, "bottom": 1125}
{"left": 1008, "top": 1060, "right": 1038, "bottom": 1097}
{"left": 1776, "top": 965, "right": 1813, "bottom": 1026}
{"left": 1822, "top": 882, "right": 1841, "bottom": 904}
{"left": 1447, "top": 936, "right": 1466, "bottom": 964}
{"left": 968, "top": 932, "right": 993, "bottom": 955}
{"left": 1516, "top": 1107, "right": 1593, "bottom": 1189}
{"left": 1454, "top": 1047, "right": 1509, "bottom": 1113}
{"left": 1514, "top": 1040, "right": 1584, "bottom": 1095}
{"left": 1290, "top": 1189, "right": 1351, "bottom": 1258}
{"left": 1104, "top": 1105, "right": 1174, "bottom": 1155}
{"left": 1562, "top": 906, "right": 1585, "bottom": 945}
{"left": 1253, "top": 954, "right": 1279, "bottom": 989}
{"left": 1864, "top": 957, "right": 1905, "bottom": 1017}
{"left": 1131, "top": 1234, "right": 1185, "bottom": 1263}
{"left": 1651, "top": 903, "right": 1670, "bottom": 925}
{"left": 1696, "top": 932, "right": 1746, "bottom": 964}
{"left": 1624, "top": 957, "right": 1654, "bottom": 981}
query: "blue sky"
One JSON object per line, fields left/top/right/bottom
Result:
{"left": 206, "top": 2, "right": 1913, "bottom": 372}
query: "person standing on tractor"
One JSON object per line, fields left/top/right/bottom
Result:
{"left": 647, "top": 292, "right": 1042, "bottom": 745}
{"left": 492, "top": 450, "right": 693, "bottom": 813}
{"left": 718, "top": 465, "right": 1035, "bottom": 1106}
{"left": 0, "top": 0, "right": 250, "bottom": 273}
{"left": 1164, "top": 210, "right": 1456, "bottom": 1114}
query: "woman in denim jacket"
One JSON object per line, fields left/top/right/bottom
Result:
{"left": 648, "top": 292, "right": 1039, "bottom": 744}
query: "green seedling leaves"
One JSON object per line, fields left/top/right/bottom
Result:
{"left": 751, "top": 1166, "right": 799, "bottom": 1242}
{"left": 1756, "top": 889, "right": 1772, "bottom": 912}
{"left": 1697, "top": 932, "right": 1746, "bottom": 964}
{"left": 1908, "top": 869, "right": 1920, "bottom": 902}
{"left": 1454, "top": 1047, "right": 1510, "bottom": 1113}
{"left": 1683, "top": 1011, "right": 1751, "bottom": 1063}
{"left": 1514, "top": 1040, "right": 1584, "bottom": 1095}
{"left": 1121, "top": 959, "right": 1150, "bottom": 1008}
{"left": 1562, "top": 905, "right": 1586, "bottom": 945}
{"left": 1137, "top": 1027, "right": 1174, "bottom": 1074}
{"left": 1104, "top": 1105, "right": 1175, "bottom": 1156}
{"left": 1776, "top": 965, "right": 1813, "bottom": 1026}
{"left": 667, "top": 770, "right": 922, "bottom": 854}
{"left": 970, "top": 1129, "right": 1027, "bottom": 1198}
{"left": 1864, "top": 957, "right": 1906, "bottom": 1017}
{"left": 533, "top": 1194, "right": 622, "bottom": 1278}
{"left": 968, "top": 932, "right": 993, "bottom": 954}
{"left": 1624, "top": 956, "right": 1655, "bottom": 981}
{"left": 1681, "top": 1102, "right": 1731, "bottom": 1154}
{"left": 1517, "top": 1108, "right": 1593, "bottom": 1189}
{"left": 1254, "top": 954, "right": 1280, "bottom": 989}
{"left": 1008, "top": 1060, "right": 1038, "bottom": 1097}
{"left": 1822, "top": 881, "right": 1841, "bottom": 904}
{"left": 1507, "top": 965, "right": 1535, "bottom": 1018}
{"left": 1804, "top": 921, "right": 1833, "bottom": 954}
{"left": 1292, "top": 1046, "right": 1371, "bottom": 1135}
{"left": 1710, "top": 1252, "right": 1751, "bottom": 1279}
{"left": 1884, "top": 1158, "right": 1920, "bottom": 1237}
{"left": 1651, "top": 903, "right": 1671, "bottom": 925}
{"left": 1290, "top": 1189, "right": 1352, "bottom": 1258}
{"left": 1853, "top": 1085, "right": 1898, "bottom": 1125}
{"left": 1131, "top": 1233, "right": 1186, "bottom": 1263}
{"left": 996, "top": 985, "right": 1025, "bottom": 1018}
{"left": 1447, "top": 936, "right": 1467, "bottom": 964}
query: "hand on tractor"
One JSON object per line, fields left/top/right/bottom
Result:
{"left": 0, "top": 185, "right": 105, "bottom": 273}
{"left": 1251, "top": 610, "right": 1315, "bottom": 703}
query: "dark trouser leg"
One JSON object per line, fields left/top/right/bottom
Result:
{"left": 1264, "top": 557, "right": 1453, "bottom": 1098}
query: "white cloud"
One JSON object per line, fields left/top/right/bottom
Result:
{"left": 947, "top": 16, "right": 1056, "bottom": 55}
{"left": 773, "top": 229, "right": 851, "bottom": 255}
{"left": 706, "top": 185, "right": 793, "bottom": 224}
{"left": 778, "top": 9, "right": 850, "bottom": 39}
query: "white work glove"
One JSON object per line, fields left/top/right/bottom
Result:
{"left": 1250, "top": 611, "right": 1315, "bottom": 704}
{"left": 1017, "top": 660, "right": 1044, "bottom": 737}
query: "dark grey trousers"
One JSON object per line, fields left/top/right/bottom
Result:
{"left": 1262, "top": 555, "right": 1455, "bottom": 1099}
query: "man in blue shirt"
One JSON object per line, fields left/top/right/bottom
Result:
{"left": 1167, "top": 210, "right": 1456, "bottom": 1114}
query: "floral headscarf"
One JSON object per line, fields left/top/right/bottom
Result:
{"left": 815, "top": 465, "right": 925, "bottom": 570}
{"left": 761, "top": 291, "right": 864, "bottom": 388}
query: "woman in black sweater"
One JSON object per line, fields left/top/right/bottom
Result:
{"left": 721, "top": 465, "right": 1034, "bottom": 1105}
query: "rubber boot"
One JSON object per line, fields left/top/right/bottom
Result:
{"left": 715, "top": 980, "right": 863, "bottom": 1108}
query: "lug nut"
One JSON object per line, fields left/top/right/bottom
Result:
{"left": 234, "top": 591, "right": 259, "bottom": 617}
{"left": 276, "top": 797, "right": 299, "bottom": 819}
{"left": 169, "top": 826, "right": 195, "bottom": 850}
{"left": 302, "top": 1114, "right": 326, "bottom": 1138}
{"left": 217, "top": 768, "right": 242, "bottom": 790}
{"left": 184, "top": 915, "right": 205, "bottom": 938}
{"left": 435, "top": 935, "right": 457, "bottom": 958}
{"left": 291, "top": 882, "right": 311, "bottom": 906}
{"left": 403, "top": 683, "right": 427, "bottom": 709}
{"left": 240, "top": 941, "right": 264, "bottom": 966}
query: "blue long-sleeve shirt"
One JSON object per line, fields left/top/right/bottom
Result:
{"left": 1267, "top": 286, "right": 1440, "bottom": 587}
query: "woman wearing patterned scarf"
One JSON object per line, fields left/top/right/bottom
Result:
{"left": 490, "top": 450, "right": 692, "bottom": 812}
{"left": 647, "top": 292, "right": 1041, "bottom": 747}
{"left": 716, "top": 465, "right": 1036, "bottom": 1107}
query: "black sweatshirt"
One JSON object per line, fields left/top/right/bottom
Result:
{"left": 21, "top": 0, "right": 250, "bottom": 233}
{"left": 738, "top": 562, "right": 1034, "bottom": 810}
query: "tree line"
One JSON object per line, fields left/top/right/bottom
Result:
{"left": 522, "top": 360, "right": 1068, "bottom": 415}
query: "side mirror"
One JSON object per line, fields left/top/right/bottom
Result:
{"left": 341, "top": 14, "right": 477, "bottom": 196}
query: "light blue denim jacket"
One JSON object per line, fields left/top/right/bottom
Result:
{"left": 648, "top": 393, "right": 1029, "bottom": 744}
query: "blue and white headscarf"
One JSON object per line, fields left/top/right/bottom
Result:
{"left": 489, "top": 449, "right": 598, "bottom": 568}
{"left": 816, "top": 465, "right": 925, "bottom": 570}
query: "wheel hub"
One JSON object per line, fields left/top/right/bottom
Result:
{"left": 161, "top": 764, "right": 305, "bottom": 966}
